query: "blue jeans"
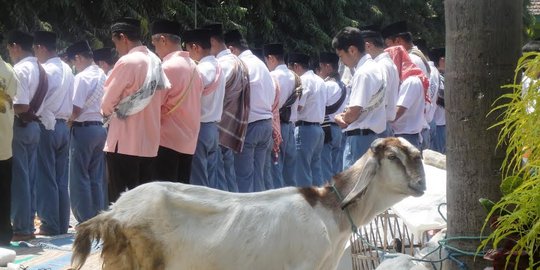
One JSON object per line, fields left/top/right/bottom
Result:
{"left": 216, "top": 146, "right": 237, "bottom": 192}
{"left": 395, "top": 133, "right": 421, "bottom": 151}
{"left": 435, "top": 125, "right": 446, "bottom": 154}
{"left": 321, "top": 124, "right": 342, "bottom": 185}
{"left": 36, "top": 120, "right": 70, "bottom": 235}
{"left": 190, "top": 122, "right": 219, "bottom": 188}
{"left": 11, "top": 121, "right": 40, "bottom": 235}
{"left": 69, "top": 124, "right": 107, "bottom": 224}
{"left": 264, "top": 144, "right": 275, "bottom": 190}
{"left": 421, "top": 128, "right": 431, "bottom": 151}
{"left": 234, "top": 119, "right": 272, "bottom": 193}
{"left": 271, "top": 122, "right": 296, "bottom": 188}
{"left": 295, "top": 125, "right": 324, "bottom": 187}
{"left": 343, "top": 133, "right": 378, "bottom": 171}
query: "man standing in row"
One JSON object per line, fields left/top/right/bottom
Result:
{"left": 185, "top": 28, "right": 225, "bottom": 189}
{"left": 65, "top": 40, "right": 107, "bottom": 223}
{"left": 7, "top": 30, "right": 46, "bottom": 241}
{"left": 102, "top": 18, "right": 169, "bottom": 202}
{"left": 33, "top": 30, "right": 74, "bottom": 236}
{"left": 361, "top": 28, "right": 400, "bottom": 137}
{"left": 289, "top": 53, "right": 326, "bottom": 186}
{"left": 225, "top": 30, "right": 275, "bottom": 192}
{"left": 205, "top": 23, "right": 250, "bottom": 192}
{"left": 332, "top": 27, "right": 386, "bottom": 170}
{"left": 318, "top": 52, "right": 347, "bottom": 181}
{"left": 263, "top": 43, "right": 298, "bottom": 188}
{"left": 151, "top": 20, "right": 204, "bottom": 184}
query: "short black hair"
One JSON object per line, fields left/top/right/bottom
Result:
{"left": 227, "top": 40, "right": 249, "bottom": 52}
{"left": 79, "top": 51, "right": 94, "bottom": 60}
{"left": 363, "top": 35, "right": 385, "bottom": 49}
{"left": 112, "top": 30, "right": 141, "bottom": 42}
{"left": 332, "top": 27, "right": 365, "bottom": 53}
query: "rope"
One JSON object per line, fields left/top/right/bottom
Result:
{"left": 331, "top": 189, "right": 487, "bottom": 270}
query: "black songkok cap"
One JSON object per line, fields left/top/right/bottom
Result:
{"left": 361, "top": 30, "right": 383, "bottom": 40}
{"left": 224, "top": 29, "right": 244, "bottom": 44}
{"left": 203, "top": 23, "right": 223, "bottom": 38}
{"left": 183, "top": 29, "right": 212, "bottom": 48}
{"left": 288, "top": 53, "right": 310, "bottom": 65}
{"left": 359, "top": 24, "right": 381, "bottom": 32}
{"left": 151, "top": 19, "right": 181, "bottom": 36}
{"left": 319, "top": 52, "right": 339, "bottom": 64}
{"left": 7, "top": 30, "right": 33, "bottom": 48}
{"left": 251, "top": 48, "right": 264, "bottom": 60}
{"left": 414, "top": 38, "right": 428, "bottom": 52}
{"left": 66, "top": 40, "right": 92, "bottom": 60}
{"left": 430, "top": 47, "right": 446, "bottom": 62}
{"left": 111, "top": 17, "right": 141, "bottom": 33}
{"left": 263, "top": 43, "right": 284, "bottom": 56}
{"left": 93, "top": 47, "right": 114, "bottom": 62}
{"left": 381, "top": 21, "right": 408, "bottom": 39}
{"left": 33, "top": 31, "right": 57, "bottom": 47}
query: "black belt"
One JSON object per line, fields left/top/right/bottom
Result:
{"left": 295, "top": 121, "right": 320, "bottom": 126}
{"left": 322, "top": 122, "right": 338, "bottom": 127}
{"left": 345, "top": 128, "right": 375, "bottom": 136}
{"left": 72, "top": 121, "right": 103, "bottom": 127}
{"left": 56, "top": 118, "right": 67, "bottom": 123}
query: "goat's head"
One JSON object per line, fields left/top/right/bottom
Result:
{"left": 340, "top": 137, "right": 426, "bottom": 209}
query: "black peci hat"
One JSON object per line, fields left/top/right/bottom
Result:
{"left": 111, "top": 17, "right": 141, "bottom": 33}
{"left": 430, "top": 47, "right": 445, "bottom": 62}
{"left": 381, "top": 21, "right": 408, "bottom": 39}
{"left": 7, "top": 30, "right": 33, "bottom": 49}
{"left": 183, "top": 29, "right": 212, "bottom": 48}
{"left": 319, "top": 52, "right": 339, "bottom": 64}
{"left": 224, "top": 29, "right": 244, "bottom": 44}
{"left": 151, "top": 19, "right": 181, "bottom": 36}
{"left": 93, "top": 47, "right": 114, "bottom": 62}
{"left": 359, "top": 24, "right": 381, "bottom": 32}
{"left": 33, "top": 31, "right": 56, "bottom": 47}
{"left": 288, "top": 53, "right": 310, "bottom": 65}
{"left": 203, "top": 23, "right": 224, "bottom": 38}
{"left": 66, "top": 40, "right": 92, "bottom": 60}
{"left": 263, "top": 43, "right": 284, "bottom": 56}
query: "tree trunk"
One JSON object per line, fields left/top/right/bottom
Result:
{"left": 444, "top": 1, "right": 522, "bottom": 270}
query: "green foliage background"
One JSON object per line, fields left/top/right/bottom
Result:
{"left": 0, "top": 0, "right": 446, "bottom": 57}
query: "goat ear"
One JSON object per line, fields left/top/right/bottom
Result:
{"left": 340, "top": 157, "right": 379, "bottom": 209}
{"left": 370, "top": 138, "right": 386, "bottom": 155}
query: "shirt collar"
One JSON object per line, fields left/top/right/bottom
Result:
{"left": 374, "top": 52, "right": 389, "bottom": 62}
{"left": 355, "top": 54, "right": 372, "bottom": 70}
{"left": 164, "top": 50, "right": 189, "bottom": 61}
{"left": 238, "top": 50, "right": 253, "bottom": 58}
{"left": 217, "top": 49, "right": 232, "bottom": 58}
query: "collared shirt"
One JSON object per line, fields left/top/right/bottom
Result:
{"left": 409, "top": 53, "right": 429, "bottom": 77}
{"left": 346, "top": 54, "right": 386, "bottom": 133}
{"left": 297, "top": 70, "right": 327, "bottom": 123}
{"left": 42, "top": 57, "right": 74, "bottom": 121}
{"left": 392, "top": 76, "right": 426, "bottom": 134}
{"left": 239, "top": 50, "right": 275, "bottom": 123}
{"left": 271, "top": 64, "right": 298, "bottom": 122}
{"left": 72, "top": 64, "right": 106, "bottom": 122}
{"left": 374, "top": 52, "right": 400, "bottom": 122}
{"left": 425, "top": 61, "right": 441, "bottom": 124}
{"left": 216, "top": 49, "right": 236, "bottom": 83}
{"left": 12, "top": 56, "right": 39, "bottom": 107}
{"left": 434, "top": 75, "right": 446, "bottom": 126}
{"left": 159, "top": 51, "right": 204, "bottom": 154}
{"left": 0, "top": 57, "right": 18, "bottom": 160}
{"left": 198, "top": 55, "right": 225, "bottom": 122}
{"left": 101, "top": 46, "right": 162, "bottom": 157}
{"left": 323, "top": 78, "right": 346, "bottom": 123}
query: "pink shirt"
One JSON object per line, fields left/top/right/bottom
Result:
{"left": 159, "top": 51, "right": 204, "bottom": 154}
{"left": 101, "top": 46, "right": 162, "bottom": 157}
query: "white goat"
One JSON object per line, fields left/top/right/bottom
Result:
{"left": 71, "top": 137, "right": 426, "bottom": 270}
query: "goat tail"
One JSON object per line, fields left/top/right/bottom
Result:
{"left": 71, "top": 214, "right": 128, "bottom": 270}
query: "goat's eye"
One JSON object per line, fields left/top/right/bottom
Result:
{"left": 388, "top": 155, "right": 397, "bottom": 160}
